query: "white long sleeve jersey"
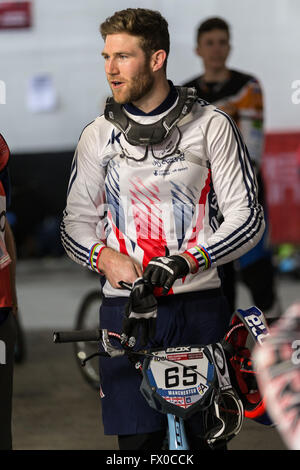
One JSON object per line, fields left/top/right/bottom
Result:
{"left": 61, "top": 91, "right": 265, "bottom": 298}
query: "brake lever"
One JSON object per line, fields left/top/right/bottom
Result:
{"left": 101, "top": 329, "right": 126, "bottom": 358}
{"left": 118, "top": 280, "right": 132, "bottom": 291}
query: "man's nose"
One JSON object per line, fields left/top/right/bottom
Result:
{"left": 214, "top": 42, "right": 226, "bottom": 52}
{"left": 106, "top": 58, "right": 118, "bottom": 75}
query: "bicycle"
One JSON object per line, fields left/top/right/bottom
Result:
{"left": 53, "top": 305, "right": 270, "bottom": 450}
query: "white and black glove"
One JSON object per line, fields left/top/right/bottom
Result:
{"left": 143, "top": 254, "right": 190, "bottom": 295}
{"left": 122, "top": 277, "right": 157, "bottom": 347}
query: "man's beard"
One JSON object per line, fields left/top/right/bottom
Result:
{"left": 111, "top": 63, "right": 154, "bottom": 105}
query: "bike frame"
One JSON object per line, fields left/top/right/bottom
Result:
{"left": 167, "top": 414, "right": 189, "bottom": 450}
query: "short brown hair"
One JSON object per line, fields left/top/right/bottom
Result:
{"left": 100, "top": 8, "right": 170, "bottom": 61}
{"left": 197, "top": 17, "right": 230, "bottom": 43}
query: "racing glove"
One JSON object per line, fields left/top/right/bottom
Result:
{"left": 143, "top": 254, "right": 191, "bottom": 295}
{"left": 122, "top": 277, "right": 157, "bottom": 347}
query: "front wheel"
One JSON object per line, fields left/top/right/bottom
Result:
{"left": 73, "top": 289, "right": 102, "bottom": 390}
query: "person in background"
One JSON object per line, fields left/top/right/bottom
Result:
{"left": 0, "top": 133, "right": 17, "bottom": 450}
{"left": 183, "top": 17, "right": 281, "bottom": 322}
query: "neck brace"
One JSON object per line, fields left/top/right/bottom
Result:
{"left": 104, "top": 87, "right": 197, "bottom": 147}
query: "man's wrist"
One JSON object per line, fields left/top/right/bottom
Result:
{"left": 96, "top": 246, "right": 113, "bottom": 273}
{"left": 180, "top": 252, "right": 198, "bottom": 274}
{"left": 88, "top": 243, "right": 106, "bottom": 273}
{"left": 184, "top": 245, "right": 212, "bottom": 272}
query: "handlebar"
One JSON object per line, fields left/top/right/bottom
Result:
{"left": 53, "top": 329, "right": 101, "bottom": 343}
{"left": 53, "top": 328, "right": 131, "bottom": 359}
{"left": 53, "top": 328, "right": 217, "bottom": 388}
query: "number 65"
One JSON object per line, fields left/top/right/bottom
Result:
{"left": 165, "top": 366, "right": 197, "bottom": 388}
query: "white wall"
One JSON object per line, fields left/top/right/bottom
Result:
{"left": 0, "top": 0, "right": 299, "bottom": 153}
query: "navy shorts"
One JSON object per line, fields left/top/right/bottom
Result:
{"left": 99, "top": 289, "right": 231, "bottom": 436}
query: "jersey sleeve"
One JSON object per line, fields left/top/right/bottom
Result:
{"left": 61, "top": 124, "right": 107, "bottom": 273}
{"left": 185, "top": 110, "right": 265, "bottom": 272}
{"left": 236, "top": 78, "right": 264, "bottom": 168}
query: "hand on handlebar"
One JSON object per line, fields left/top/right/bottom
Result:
{"left": 121, "top": 277, "right": 157, "bottom": 348}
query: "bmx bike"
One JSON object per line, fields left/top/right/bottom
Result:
{"left": 53, "top": 305, "right": 269, "bottom": 450}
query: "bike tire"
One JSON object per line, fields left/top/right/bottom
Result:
{"left": 73, "top": 289, "right": 102, "bottom": 390}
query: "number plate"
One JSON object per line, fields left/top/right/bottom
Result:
{"left": 140, "top": 345, "right": 216, "bottom": 419}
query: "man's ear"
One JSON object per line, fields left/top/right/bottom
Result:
{"left": 151, "top": 49, "right": 167, "bottom": 72}
{"left": 195, "top": 44, "right": 202, "bottom": 58}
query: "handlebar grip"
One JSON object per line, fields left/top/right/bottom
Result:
{"left": 53, "top": 329, "right": 101, "bottom": 343}
{"left": 118, "top": 281, "right": 132, "bottom": 290}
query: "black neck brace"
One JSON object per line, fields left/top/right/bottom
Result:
{"left": 104, "top": 87, "right": 197, "bottom": 147}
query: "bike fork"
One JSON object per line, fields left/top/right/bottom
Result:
{"left": 167, "top": 414, "right": 189, "bottom": 450}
